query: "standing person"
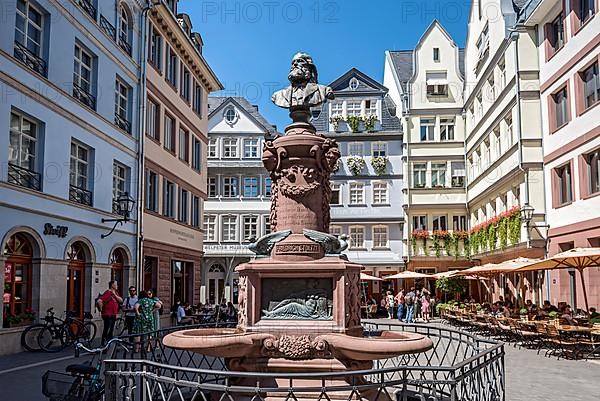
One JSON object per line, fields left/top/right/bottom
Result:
{"left": 414, "top": 289, "right": 422, "bottom": 321}
{"left": 121, "top": 286, "right": 138, "bottom": 334}
{"left": 133, "top": 290, "right": 162, "bottom": 351}
{"left": 421, "top": 293, "right": 431, "bottom": 323}
{"left": 405, "top": 287, "right": 416, "bottom": 323}
{"left": 395, "top": 289, "right": 405, "bottom": 321}
{"left": 147, "top": 288, "right": 161, "bottom": 331}
{"left": 97, "top": 280, "right": 123, "bottom": 345}
{"left": 386, "top": 291, "right": 395, "bottom": 319}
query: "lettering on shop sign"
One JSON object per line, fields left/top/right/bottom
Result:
{"left": 170, "top": 228, "right": 195, "bottom": 241}
{"left": 43, "top": 223, "right": 69, "bottom": 238}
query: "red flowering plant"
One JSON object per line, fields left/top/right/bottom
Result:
{"left": 432, "top": 230, "right": 450, "bottom": 240}
{"left": 453, "top": 230, "right": 469, "bottom": 240}
{"left": 411, "top": 229, "right": 430, "bottom": 240}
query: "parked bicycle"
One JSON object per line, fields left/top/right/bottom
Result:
{"left": 32, "top": 308, "right": 97, "bottom": 353}
{"left": 42, "top": 338, "right": 131, "bottom": 401}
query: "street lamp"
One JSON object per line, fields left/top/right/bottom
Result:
{"left": 520, "top": 203, "right": 535, "bottom": 225}
{"left": 101, "top": 192, "right": 136, "bottom": 238}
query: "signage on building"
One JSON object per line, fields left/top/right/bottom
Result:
{"left": 203, "top": 244, "right": 252, "bottom": 255}
{"left": 43, "top": 223, "right": 69, "bottom": 238}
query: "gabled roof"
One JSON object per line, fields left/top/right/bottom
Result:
{"left": 207, "top": 96, "right": 277, "bottom": 134}
{"left": 328, "top": 68, "right": 389, "bottom": 94}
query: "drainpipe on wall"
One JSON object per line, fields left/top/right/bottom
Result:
{"left": 403, "top": 83, "right": 410, "bottom": 267}
{"left": 135, "top": 1, "right": 156, "bottom": 289}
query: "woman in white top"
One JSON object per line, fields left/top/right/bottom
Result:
{"left": 386, "top": 291, "right": 395, "bottom": 319}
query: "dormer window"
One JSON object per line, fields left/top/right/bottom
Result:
{"left": 476, "top": 24, "right": 489, "bottom": 63}
{"left": 433, "top": 48, "right": 440, "bottom": 62}
{"left": 349, "top": 77, "right": 359, "bottom": 91}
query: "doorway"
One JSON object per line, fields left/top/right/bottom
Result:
{"left": 207, "top": 264, "right": 225, "bottom": 305}
{"left": 66, "top": 242, "right": 87, "bottom": 319}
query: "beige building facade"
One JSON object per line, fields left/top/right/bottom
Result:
{"left": 142, "top": 1, "right": 222, "bottom": 312}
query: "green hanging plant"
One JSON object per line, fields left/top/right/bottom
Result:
{"left": 346, "top": 115, "right": 363, "bottom": 133}
{"left": 498, "top": 217, "right": 508, "bottom": 250}
{"left": 508, "top": 212, "right": 522, "bottom": 245}
{"left": 423, "top": 238, "right": 429, "bottom": 256}
{"left": 363, "top": 114, "right": 378, "bottom": 132}
{"left": 445, "top": 235, "right": 453, "bottom": 258}
{"left": 488, "top": 223, "right": 497, "bottom": 250}
{"left": 464, "top": 236, "right": 470, "bottom": 259}
{"left": 432, "top": 234, "right": 441, "bottom": 258}
{"left": 346, "top": 156, "right": 366, "bottom": 175}
{"left": 411, "top": 235, "right": 417, "bottom": 256}
{"left": 371, "top": 156, "right": 388, "bottom": 175}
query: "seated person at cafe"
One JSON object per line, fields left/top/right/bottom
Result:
{"left": 177, "top": 302, "right": 193, "bottom": 325}
{"left": 559, "top": 305, "right": 578, "bottom": 326}
{"left": 542, "top": 300, "right": 559, "bottom": 313}
{"left": 589, "top": 307, "right": 599, "bottom": 320}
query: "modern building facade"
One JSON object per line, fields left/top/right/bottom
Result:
{"left": 312, "top": 68, "right": 405, "bottom": 300}
{"left": 0, "top": 0, "right": 144, "bottom": 353}
{"left": 142, "top": 0, "right": 222, "bottom": 313}
{"left": 385, "top": 21, "right": 470, "bottom": 282}
{"left": 522, "top": 0, "right": 600, "bottom": 309}
{"left": 203, "top": 97, "right": 277, "bottom": 305}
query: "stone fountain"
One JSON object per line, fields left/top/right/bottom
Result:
{"left": 163, "top": 53, "right": 433, "bottom": 399}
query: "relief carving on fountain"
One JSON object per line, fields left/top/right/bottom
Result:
{"left": 262, "top": 335, "right": 332, "bottom": 360}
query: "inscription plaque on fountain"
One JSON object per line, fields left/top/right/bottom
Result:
{"left": 261, "top": 278, "right": 333, "bottom": 320}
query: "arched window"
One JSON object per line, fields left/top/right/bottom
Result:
{"left": 110, "top": 248, "right": 126, "bottom": 287}
{"left": 67, "top": 241, "right": 88, "bottom": 319}
{"left": 207, "top": 264, "right": 226, "bottom": 305}
{"left": 117, "top": 3, "right": 132, "bottom": 55}
{"left": 224, "top": 108, "right": 237, "bottom": 125}
{"left": 3, "top": 233, "right": 33, "bottom": 324}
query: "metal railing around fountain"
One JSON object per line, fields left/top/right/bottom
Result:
{"left": 103, "top": 322, "right": 505, "bottom": 401}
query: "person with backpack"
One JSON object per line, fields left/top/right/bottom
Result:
{"left": 405, "top": 287, "right": 416, "bottom": 323}
{"left": 122, "top": 286, "right": 138, "bottom": 334}
{"left": 97, "top": 280, "right": 123, "bottom": 345}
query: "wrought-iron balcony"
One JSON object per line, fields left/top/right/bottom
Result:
{"left": 115, "top": 113, "right": 131, "bottom": 133}
{"left": 118, "top": 33, "right": 132, "bottom": 56}
{"left": 7, "top": 163, "right": 41, "bottom": 191}
{"left": 72, "top": 83, "right": 96, "bottom": 110}
{"left": 77, "top": 0, "right": 97, "bottom": 20}
{"left": 69, "top": 184, "right": 93, "bottom": 206}
{"left": 99, "top": 15, "right": 116, "bottom": 40}
{"left": 13, "top": 41, "right": 47, "bottom": 77}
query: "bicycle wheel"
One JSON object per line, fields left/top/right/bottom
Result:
{"left": 38, "top": 325, "right": 69, "bottom": 353}
{"left": 21, "top": 323, "right": 46, "bottom": 352}
{"left": 114, "top": 317, "right": 126, "bottom": 337}
{"left": 80, "top": 321, "right": 97, "bottom": 345}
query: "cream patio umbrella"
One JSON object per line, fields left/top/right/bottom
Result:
{"left": 515, "top": 248, "right": 600, "bottom": 313}
{"left": 385, "top": 271, "right": 433, "bottom": 280}
{"left": 360, "top": 272, "right": 383, "bottom": 281}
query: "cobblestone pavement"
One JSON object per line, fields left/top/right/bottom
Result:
{"left": 0, "top": 321, "right": 598, "bottom": 400}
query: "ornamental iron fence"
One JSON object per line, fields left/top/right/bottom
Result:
{"left": 102, "top": 322, "right": 504, "bottom": 401}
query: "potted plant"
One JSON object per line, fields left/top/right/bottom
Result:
{"left": 371, "top": 156, "right": 388, "bottom": 175}
{"left": 4, "top": 309, "right": 35, "bottom": 328}
{"left": 363, "top": 114, "right": 378, "bottom": 132}
{"left": 329, "top": 115, "right": 344, "bottom": 132}
{"left": 548, "top": 311, "right": 559, "bottom": 326}
{"left": 346, "top": 156, "right": 366, "bottom": 175}
{"left": 519, "top": 308, "right": 529, "bottom": 321}
{"left": 346, "top": 115, "right": 363, "bottom": 133}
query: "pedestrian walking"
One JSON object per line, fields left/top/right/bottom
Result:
{"left": 415, "top": 290, "right": 422, "bottom": 321}
{"left": 147, "top": 288, "right": 161, "bottom": 331}
{"left": 421, "top": 293, "right": 431, "bottom": 323}
{"left": 405, "top": 287, "right": 416, "bottom": 323}
{"left": 386, "top": 291, "right": 395, "bottom": 319}
{"left": 133, "top": 290, "right": 162, "bottom": 352}
{"left": 97, "top": 280, "right": 123, "bottom": 345}
{"left": 121, "top": 286, "right": 138, "bottom": 334}
{"left": 395, "top": 289, "right": 405, "bottom": 321}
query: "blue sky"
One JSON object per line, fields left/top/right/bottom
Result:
{"left": 178, "top": 0, "right": 470, "bottom": 130}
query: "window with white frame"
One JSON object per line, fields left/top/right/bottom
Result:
{"left": 193, "top": 82, "right": 203, "bottom": 116}
{"left": 330, "top": 225, "right": 342, "bottom": 237}
{"left": 365, "top": 99, "right": 377, "bottom": 116}
{"left": 582, "top": 62, "right": 600, "bottom": 110}
{"left": 70, "top": 141, "right": 90, "bottom": 191}
{"left": 493, "top": 127, "right": 501, "bottom": 157}
{"left": 223, "top": 177, "right": 238, "bottom": 197}
{"left": 112, "top": 161, "right": 128, "bottom": 213}
{"left": 440, "top": 118, "right": 454, "bottom": 141}
{"left": 372, "top": 142, "right": 387, "bottom": 157}
{"left": 413, "top": 163, "right": 427, "bottom": 188}
{"left": 223, "top": 138, "right": 238, "bottom": 158}
{"left": 243, "top": 138, "right": 259, "bottom": 158}
{"left": 431, "top": 163, "right": 446, "bottom": 187}
{"left": 179, "top": 127, "right": 189, "bottom": 162}
{"left": 162, "top": 179, "right": 176, "bottom": 218}
{"left": 166, "top": 46, "right": 177, "bottom": 87}
{"left": 224, "top": 107, "right": 237, "bottom": 124}
{"left": 412, "top": 215, "right": 427, "bottom": 230}
{"left": 148, "top": 25, "right": 162, "bottom": 68}
{"left": 432, "top": 215, "right": 447, "bottom": 231}
{"left": 452, "top": 215, "right": 467, "bottom": 231}
{"left": 476, "top": 23, "right": 489, "bottom": 61}
{"left": 505, "top": 115, "right": 513, "bottom": 145}
{"left": 243, "top": 215, "right": 259, "bottom": 241}
{"left": 164, "top": 113, "right": 175, "bottom": 152}
{"left": 204, "top": 215, "right": 216, "bottom": 241}
{"left": 8, "top": 111, "right": 38, "bottom": 176}
{"left": 146, "top": 98, "right": 159, "bottom": 140}
{"left": 476, "top": 93, "right": 483, "bottom": 119}
{"left": 243, "top": 177, "right": 258, "bottom": 197}
{"left": 265, "top": 177, "right": 272, "bottom": 197}
{"left": 192, "top": 136, "right": 202, "bottom": 171}
{"left": 180, "top": 64, "right": 191, "bottom": 102}
{"left": 15, "top": 0, "right": 45, "bottom": 71}
{"left": 347, "top": 101, "right": 361, "bottom": 117}
{"left": 264, "top": 216, "right": 271, "bottom": 235}
{"left": 372, "top": 182, "right": 388, "bottom": 204}
{"left": 331, "top": 102, "right": 343, "bottom": 117}
{"left": 221, "top": 215, "right": 238, "bottom": 242}
{"left": 349, "top": 182, "right": 364, "bottom": 204}
{"left": 451, "top": 161, "right": 465, "bottom": 188}
{"left": 73, "top": 44, "right": 94, "bottom": 106}
{"left": 498, "top": 58, "right": 506, "bottom": 89}
{"left": 420, "top": 118, "right": 434, "bottom": 141}
{"left": 208, "top": 138, "right": 217, "bottom": 158}
{"left": 178, "top": 188, "right": 189, "bottom": 223}
{"left": 349, "top": 226, "right": 365, "bottom": 249}
{"left": 208, "top": 177, "right": 217, "bottom": 197}
{"left": 349, "top": 78, "right": 359, "bottom": 91}
{"left": 115, "top": 77, "right": 130, "bottom": 132}
{"left": 192, "top": 195, "right": 200, "bottom": 228}
{"left": 330, "top": 183, "right": 341, "bottom": 205}
{"left": 118, "top": 4, "right": 131, "bottom": 52}
{"left": 348, "top": 142, "right": 363, "bottom": 156}
{"left": 145, "top": 170, "right": 158, "bottom": 211}
{"left": 373, "top": 226, "right": 389, "bottom": 248}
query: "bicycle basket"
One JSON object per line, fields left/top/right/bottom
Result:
{"left": 42, "top": 370, "right": 91, "bottom": 401}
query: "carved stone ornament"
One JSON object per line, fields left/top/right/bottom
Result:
{"left": 279, "top": 165, "right": 321, "bottom": 198}
{"left": 262, "top": 335, "right": 331, "bottom": 360}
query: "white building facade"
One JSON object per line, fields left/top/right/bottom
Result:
{"left": 202, "top": 97, "right": 277, "bottom": 305}
{"left": 0, "top": 0, "right": 144, "bottom": 353}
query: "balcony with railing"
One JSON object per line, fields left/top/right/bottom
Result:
{"left": 118, "top": 33, "right": 132, "bottom": 56}
{"left": 410, "top": 230, "right": 470, "bottom": 259}
{"left": 77, "top": 0, "right": 97, "bottom": 21}
{"left": 13, "top": 41, "right": 47, "bottom": 76}
{"left": 115, "top": 113, "right": 131, "bottom": 134}
{"left": 72, "top": 83, "right": 96, "bottom": 110}
{"left": 99, "top": 15, "right": 116, "bottom": 40}
{"left": 7, "top": 163, "right": 41, "bottom": 191}
{"left": 69, "top": 185, "right": 93, "bottom": 206}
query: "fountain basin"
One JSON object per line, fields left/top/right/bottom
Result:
{"left": 162, "top": 328, "right": 272, "bottom": 358}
